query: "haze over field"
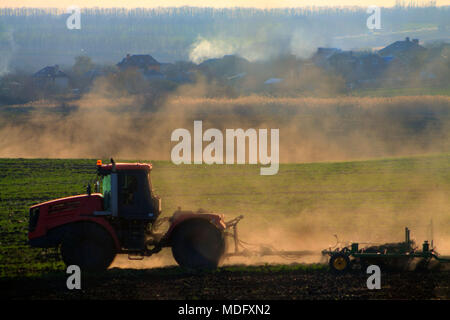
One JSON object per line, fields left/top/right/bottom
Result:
{"left": 2, "top": 1, "right": 450, "bottom": 9}
{"left": 1, "top": 5, "right": 449, "bottom": 70}
{"left": 1, "top": 89, "right": 450, "bottom": 162}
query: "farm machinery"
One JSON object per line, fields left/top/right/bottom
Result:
{"left": 323, "top": 227, "right": 450, "bottom": 273}
{"left": 28, "top": 159, "right": 450, "bottom": 273}
{"left": 225, "top": 219, "right": 450, "bottom": 272}
{"left": 29, "top": 159, "right": 231, "bottom": 271}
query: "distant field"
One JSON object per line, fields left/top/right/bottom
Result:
{"left": 0, "top": 154, "right": 450, "bottom": 278}
{"left": 352, "top": 87, "right": 450, "bottom": 97}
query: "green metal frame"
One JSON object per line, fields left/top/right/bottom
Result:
{"left": 322, "top": 227, "right": 450, "bottom": 264}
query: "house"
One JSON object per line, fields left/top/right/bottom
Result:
{"left": 117, "top": 54, "right": 164, "bottom": 80}
{"left": 378, "top": 37, "right": 426, "bottom": 58}
{"left": 314, "top": 49, "right": 390, "bottom": 88}
{"left": 32, "top": 65, "right": 69, "bottom": 88}
{"left": 377, "top": 37, "right": 428, "bottom": 78}
{"left": 117, "top": 54, "right": 161, "bottom": 72}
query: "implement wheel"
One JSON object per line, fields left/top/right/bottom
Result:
{"left": 60, "top": 223, "right": 116, "bottom": 272}
{"left": 171, "top": 219, "right": 225, "bottom": 270}
{"left": 329, "top": 253, "right": 351, "bottom": 274}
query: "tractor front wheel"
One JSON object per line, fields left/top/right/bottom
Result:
{"left": 329, "top": 253, "right": 351, "bottom": 274}
{"left": 60, "top": 223, "right": 116, "bottom": 272}
{"left": 171, "top": 219, "right": 226, "bottom": 270}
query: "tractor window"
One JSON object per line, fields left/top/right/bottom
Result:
{"left": 120, "top": 174, "right": 138, "bottom": 205}
{"left": 102, "top": 175, "right": 111, "bottom": 210}
{"left": 117, "top": 171, "right": 154, "bottom": 218}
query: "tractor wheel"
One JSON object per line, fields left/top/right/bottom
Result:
{"left": 171, "top": 219, "right": 225, "bottom": 270}
{"left": 329, "top": 253, "right": 351, "bottom": 274}
{"left": 60, "top": 223, "right": 116, "bottom": 272}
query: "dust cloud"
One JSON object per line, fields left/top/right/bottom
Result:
{"left": 1, "top": 76, "right": 449, "bottom": 162}
{"left": 188, "top": 26, "right": 327, "bottom": 63}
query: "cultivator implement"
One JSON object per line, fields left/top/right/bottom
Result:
{"left": 224, "top": 216, "right": 450, "bottom": 273}
{"left": 322, "top": 227, "right": 450, "bottom": 273}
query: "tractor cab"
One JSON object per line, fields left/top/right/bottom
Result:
{"left": 96, "top": 159, "right": 161, "bottom": 221}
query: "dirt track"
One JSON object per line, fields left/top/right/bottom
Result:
{"left": 2, "top": 267, "right": 450, "bottom": 300}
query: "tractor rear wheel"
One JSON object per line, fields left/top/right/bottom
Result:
{"left": 329, "top": 253, "right": 351, "bottom": 274}
{"left": 60, "top": 223, "right": 116, "bottom": 272}
{"left": 171, "top": 219, "right": 225, "bottom": 270}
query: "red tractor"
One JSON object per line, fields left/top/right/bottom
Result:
{"left": 28, "top": 159, "right": 231, "bottom": 272}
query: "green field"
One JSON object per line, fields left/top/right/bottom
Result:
{"left": 1, "top": 154, "right": 450, "bottom": 277}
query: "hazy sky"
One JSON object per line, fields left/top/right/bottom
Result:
{"left": 1, "top": 0, "right": 449, "bottom": 8}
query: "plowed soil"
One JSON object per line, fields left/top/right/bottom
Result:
{"left": 2, "top": 267, "right": 450, "bottom": 300}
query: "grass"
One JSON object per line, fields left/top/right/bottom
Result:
{"left": 1, "top": 154, "right": 450, "bottom": 277}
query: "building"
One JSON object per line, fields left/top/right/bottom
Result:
{"left": 378, "top": 37, "right": 426, "bottom": 58}
{"left": 117, "top": 54, "right": 161, "bottom": 72}
{"left": 32, "top": 65, "right": 69, "bottom": 88}
{"left": 116, "top": 54, "right": 164, "bottom": 80}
